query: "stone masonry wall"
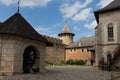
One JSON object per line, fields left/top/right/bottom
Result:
{"left": 95, "top": 10, "right": 120, "bottom": 66}
{"left": 46, "top": 43, "right": 65, "bottom": 65}
{"left": 0, "top": 34, "right": 46, "bottom": 75}
{"left": 60, "top": 35, "right": 73, "bottom": 45}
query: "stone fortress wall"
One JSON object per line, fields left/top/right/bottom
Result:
{"left": 42, "top": 35, "right": 65, "bottom": 65}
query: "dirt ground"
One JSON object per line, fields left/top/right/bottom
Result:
{"left": 0, "top": 66, "right": 120, "bottom": 80}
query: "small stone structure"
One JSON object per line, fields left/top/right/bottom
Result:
{"left": 0, "top": 12, "right": 52, "bottom": 75}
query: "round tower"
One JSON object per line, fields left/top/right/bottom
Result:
{"left": 58, "top": 22, "right": 75, "bottom": 45}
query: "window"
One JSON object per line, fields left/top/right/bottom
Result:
{"left": 71, "top": 49, "right": 76, "bottom": 52}
{"left": 107, "top": 23, "right": 114, "bottom": 41}
{"left": 82, "top": 49, "right": 84, "bottom": 52}
{"left": 71, "top": 49, "right": 72, "bottom": 52}
{"left": 87, "top": 49, "right": 89, "bottom": 52}
{"left": 74, "top": 49, "right": 76, "bottom": 52}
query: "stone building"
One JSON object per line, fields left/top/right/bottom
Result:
{"left": 58, "top": 22, "right": 75, "bottom": 45}
{"left": 42, "top": 35, "right": 65, "bottom": 65}
{"left": 65, "top": 36, "right": 95, "bottom": 62}
{"left": 94, "top": 0, "right": 120, "bottom": 69}
{"left": 58, "top": 22, "right": 95, "bottom": 65}
{"left": 0, "top": 12, "right": 52, "bottom": 75}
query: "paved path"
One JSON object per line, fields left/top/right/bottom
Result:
{"left": 0, "top": 66, "right": 119, "bottom": 80}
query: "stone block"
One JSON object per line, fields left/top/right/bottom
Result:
{"left": 1, "top": 61, "right": 6, "bottom": 67}
{"left": 6, "top": 61, "right": 13, "bottom": 67}
{"left": 5, "top": 66, "right": 12, "bottom": 71}
{"left": 8, "top": 44, "right": 14, "bottom": 48}
{"left": 2, "top": 49, "right": 8, "bottom": 56}
{"left": 3, "top": 44, "right": 9, "bottom": 48}
{"left": 4, "top": 57, "right": 13, "bottom": 61}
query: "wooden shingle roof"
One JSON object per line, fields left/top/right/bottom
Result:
{"left": 58, "top": 22, "right": 74, "bottom": 36}
{"left": 94, "top": 0, "right": 120, "bottom": 23}
{"left": 0, "top": 12, "right": 52, "bottom": 46}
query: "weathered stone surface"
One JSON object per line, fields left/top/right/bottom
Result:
{"left": 46, "top": 43, "right": 65, "bottom": 65}
{"left": 95, "top": 9, "right": 120, "bottom": 67}
{"left": 0, "top": 34, "right": 46, "bottom": 75}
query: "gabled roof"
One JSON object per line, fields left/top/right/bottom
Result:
{"left": 0, "top": 12, "right": 52, "bottom": 46}
{"left": 58, "top": 22, "right": 74, "bottom": 36}
{"left": 94, "top": 0, "right": 120, "bottom": 23}
{"left": 66, "top": 36, "right": 95, "bottom": 49}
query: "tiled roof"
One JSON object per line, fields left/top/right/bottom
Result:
{"left": 58, "top": 22, "right": 74, "bottom": 36}
{"left": 0, "top": 12, "right": 52, "bottom": 46}
{"left": 66, "top": 36, "right": 95, "bottom": 48}
{"left": 94, "top": 0, "right": 120, "bottom": 23}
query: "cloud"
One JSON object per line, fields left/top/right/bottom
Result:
{"left": 0, "top": 0, "right": 52, "bottom": 7}
{"left": 85, "top": 20, "right": 97, "bottom": 29}
{"left": 0, "top": 0, "right": 14, "bottom": 5}
{"left": 87, "top": 35, "right": 93, "bottom": 37}
{"left": 34, "top": 22, "right": 63, "bottom": 38}
{"left": 59, "top": 0, "right": 93, "bottom": 18}
{"left": 74, "top": 26, "right": 77, "bottom": 30}
{"left": 72, "top": 8, "right": 92, "bottom": 21}
{"left": 35, "top": 27, "right": 49, "bottom": 33}
{"left": 49, "top": 34, "right": 58, "bottom": 38}
{"left": 35, "top": 26, "right": 59, "bottom": 38}
{"left": 97, "top": 0, "right": 113, "bottom": 8}
{"left": 59, "top": 2, "right": 81, "bottom": 18}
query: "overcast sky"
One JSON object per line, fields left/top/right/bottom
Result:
{"left": 0, "top": 0, "right": 113, "bottom": 41}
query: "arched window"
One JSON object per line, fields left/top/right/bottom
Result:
{"left": 107, "top": 23, "right": 114, "bottom": 41}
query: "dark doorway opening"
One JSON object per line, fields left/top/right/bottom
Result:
{"left": 23, "top": 46, "right": 39, "bottom": 73}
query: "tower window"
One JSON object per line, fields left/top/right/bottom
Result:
{"left": 107, "top": 23, "right": 114, "bottom": 41}
{"left": 82, "top": 49, "right": 84, "bottom": 52}
{"left": 71, "top": 49, "right": 76, "bottom": 52}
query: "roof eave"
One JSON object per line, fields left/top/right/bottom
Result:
{"left": 66, "top": 45, "right": 94, "bottom": 49}
{"left": 94, "top": 7, "right": 120, "bottom": 24}
{"left": 58, "top": 33, "right": 75, "bottom": 36}
{"left": 0, "top": 32, "right": 53, "bottom": 46}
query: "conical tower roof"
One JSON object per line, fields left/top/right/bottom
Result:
{"left": 58, "top": 22, "right": 74, "bottom": 36}
{"left": 0, "top": 12, "right": 52, "bottom": 46}
{"left": 94, "top": 0, "right": 120, "bottom": 23}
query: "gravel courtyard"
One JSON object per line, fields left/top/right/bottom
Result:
{"left": 0, "top": 66, "right": 120, "bottom": 80}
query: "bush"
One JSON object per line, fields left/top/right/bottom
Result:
{"left": 66, "top": 59, "right": 75, "bottom": 65}
{"left": 66, "top": 59, "right": 86, "bottom": 65}
{"left": 60, "top": 60, "right": 65, "bottom": 65}
{"left": 75, "top": 60, "right": 86, "bottom": 65}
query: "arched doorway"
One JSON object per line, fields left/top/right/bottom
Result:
{"left": 23, "top": 46, "right": 39, "bottom": 73}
